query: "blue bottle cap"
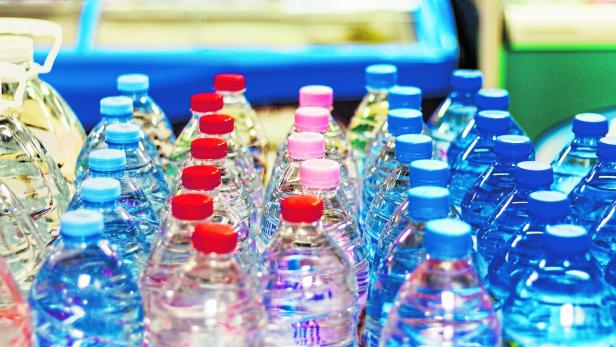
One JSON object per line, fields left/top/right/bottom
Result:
{"left": 388, "top": 85, "right": 422, "bottom": 110}
{"left": 100, "top": 96, "right": 133, "bottom": 117}
{"left": 494, "top": 135, "right": 533, "bottom": 159}
{"left": 117, "top": 73, "right": 149, "bottom": 93}
{"left": 528, "top": 191, "right": 569, "bottom": 218}
{"left": 410, "top": 159, "right": 449, "bottom": 187}
{"left": 60, "top": 209, "right": 104, "bottom": 238}
{"left": 475, "top": 110, "right": 512, "bottom": 134}
{"left": 105, "top": 123, "right": 140, "bottom": 145}
{"left": 572, "top": 113, "right": 608, "bottom": 137}
{"left": 387, "top": 109, "right": 423, "bottom": 136}
{"left": 407, "top": 186, "right": 450, "bottom": 220}
{"left": 424, "top": 218, "right": 472, "bottom": 259}
{"left": 545, "top": 224, "right": 590, "bottom": 254}
{"left": 89, "top": 149, "right": 127, "bottom": 172}
{"left": 597, "top": 137, "right": 616, "bottom": 161}
{"left": 450, "top": 69, "right": 483, "bottom": 92}
{"left": 395, "top": 134, "right": 432, "bottom": 164}
{"left": 365, "top": 64, "right": 397, "bottom": 89}
{"left": 515, "top": 161, "right": 553, "bottom": 187}
{"left": 476, "top": 88, "right": 510, "bottom": 112}
{"left": 80, "top": 177, "right": 121, "bottom": 203}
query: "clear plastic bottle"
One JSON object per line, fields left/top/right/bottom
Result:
{"left": 380, "top": 218, "right": 501, "bottom": 347}
{"left": 461, "top": 135, "right": 534, "bottom": 230}
{"left": 588, "top": 199, "right": 616, "bottom": 268}
{"left": 29, "top": 209, "right": 143, "bottom": 346}
{"left": 0, "top": 257, "right": 33, "bottom": 347}
{"left": 502, "top": 224, "right": 615, "bottom": 346}
{"left": 298, "top": 85, "right": 347, "bottom": 136}
{"left": 428, "top": 69, "right": 483, "bottom": 161}
{"left": 258, "top": 195, "right": 358, "bottom": 346}
{"left": 147, "top": 223, "right": 267, "bottom": 346}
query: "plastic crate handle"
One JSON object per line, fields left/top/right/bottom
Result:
{"left": 0, "top": 61, "right": 27, "bottom": 111}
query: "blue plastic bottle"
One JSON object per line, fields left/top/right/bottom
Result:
{"left": 588, "top": 199, "right": 616, "bottom": 268}
{"left": 448, "top": 110, "right": 513, "bottom": 211}
{"left": 380, "top": 218, "right": 501, "bottom": 346}
{"left": 502, "top": 224, "right": 615, "bottom": 346}
{"left": 363, "top": 134, "right": 432, "bottom": 260}
{"left": 553, "top": 113, "right": 608, "bottom": 194}
{"left": 29, "top": 209, "right": 143, "bottom": 346}
{"left": 461, "top": 135, "right": 534, "bottom": 230}
{"left": 475, "top": 161, "right": 553, "bottom": 280}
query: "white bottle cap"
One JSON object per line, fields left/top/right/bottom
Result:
{"left": 0, "top": 36, "right": 33, "bottom": 64}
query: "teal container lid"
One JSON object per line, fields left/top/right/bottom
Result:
{"left": 60, "top": 209, "right": 104, "bottom": 238}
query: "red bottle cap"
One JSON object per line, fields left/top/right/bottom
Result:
{"left": 190, "top": 93, "right": 223, "bottom": 113}
{"left": 181, "top": 165, "right": 222, "bottom": 191}
{"left": 214, "top": 74, "right": 246, "bottom": 92}
{"left": 190, "top": 138, "right": 228, "bottom": 160}
{"left": 192, "top": 223, "right": 237, "bottom": 254}
{"left": 171, "top": 193, "right": 214, "bottom": 220}
{"left": 280, "top": 195, "right": 323, "bottom": 223}
{"left": 199, "top": 114, "right": 234, "bottom": 135}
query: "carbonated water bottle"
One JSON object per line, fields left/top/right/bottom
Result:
{"left": 258, "top": 195, "right": 357, "bottom": 346}
{"left": 502, "top": 224, "right": 615, "bottom": 346}
{"left": 146, "top": 223, "right": 267, "bottom": 347}
{"left": 588, "top": 199, "right": 616, "bottom": 268}
{"left": 461, "top": 135, "right": 534, "bottom": 230}
{"left": 29, "top": 209, "right": 143, "bottom": 346}
{"left": 379, "top": 218, "right": 501, "bottom": 347}
{"left": 0, "top": 257, "right": 33, "bottom": 347}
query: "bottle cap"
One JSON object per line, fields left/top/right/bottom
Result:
{"left": 388, "top": 86, "right": 422, "bottom": 110}
{"left": 365, "top": 64, "right": 397, "bottom": 89}
{"left": 190, "top": 93, "right": 224, "bottom": 113}
{"left": 0, "top": 36, "right": 34, "bottom": 64}
{"left": 280, "top": 195, "right": 323, "bottom": 223}
{"left": 190, "top": 138, "right": 228, "bottom": 160}
{"left": 199, "top": 114, "right": 234, "bottom": 135}
{"left": 572, "top": 113, "right": 608, "bottom": 137}
{"left": 424, "top": 218, "right": 472, "bottom": 259}
{"left": 60, "top": 209, "right": 104, "bottom": 238}
{"left": 80, "top": 177, "right": 121, "bottom": 203}
{"left": 476, "top": 88, "right": 510, "bottom": 112}
{"left": 387, "top": 109, "right": 423, "bottom": 136}
{"left": 300, "top": 159, "right": 340, "bottom": 190}
{"left": 105, "top": 123, "right": 140, "bottom": 144}
{"left": 299, "top": 85, "right": 334, "bottom": 109}
{"left": 117, "top": 74, "right": 149, "bottom": 93}
{"left": 171, "top": 193, "right": 214, "bottom": 221}
{"left": 192, "top": 223, "right": 238, "bottom": 254}
{"left": 410, "top": 159, "right": 449, "bottom": 187}
{"left": 545, "top": 224, "right": 590, "bottom": 254}
{"left": 181, "top": 165, "right": 222, "bottom": 191}
{"left": 475, "top": 110, "right": 512, "bottom": 134}
{"left": 100, "top": 96, "right": 133, "bottom": 117}
{"left": 494, "top": 135, "right": 533, "bottom": 159}
{"left": 214, "top": 74, "right": 245, "bottom": 92}
{"left": 450, "top": 69, "right": 483, "bottom": 92}
{"left": 407, "top": 186, "right": 450, "bottom": 220}
{"left": 528, "top": 191, "right": 569, "bottom": 218}
{"left": 598, "top": 137, "right": 616, "bottom": 161}
{"left": 294, "top": 107, "right": 330, "bottom": 132}
{"left": 395, "top": 134, "right": 432, "bottom": 164}
{"left": 89, "top": 149, "right": 127, "bottom": 172}
{"left": 287, "top": 132, "right": 325, "bottom": 160}
{"left": 515, "top": 161, "right": 553, "bottom": 187}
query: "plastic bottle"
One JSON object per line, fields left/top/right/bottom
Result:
{"left": 448, "top": 110, "right": 513, "bottom": 211}
{"left": 258, "top": 195, "right": 358, "bottom": 346}
{"left": 0, "top": 257, "right": 33, "bottom": 347}
{"left": 429, "top": 69, "right": 483, "bottom": 161}
{"left": 461, "top": 135, "right": 534, "bottom": 230}
{"left": 364, "top": 134, "right": 432, "bottom": 260}
{"left": 380, "top": 218, "right": 501, "bottom": 347}
{"left": 475, "top": 161, "right": 553, "bottom": 280}
{"left": 588, "top": 199, "right": 616, "bottom": 268}
{"left": 298, "top": 85, "right": 346, "bottom": 134}
{"left": 146, "top": 223, "right": 267, "bottom": 346}
{"left": 502, "top": 224, "right": 615, "bottom": 346}
{"left": 29, "top": 209, "right": 143, "bottom": 346}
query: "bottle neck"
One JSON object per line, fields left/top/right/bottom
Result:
{"left": 529, "top": 214, "right": 566, "bottom": 226}
{"left": 203, "top": 133, "right": 232, "bottom": 142}
{"left": 189, "top": 157, "right": 226, "bottom": 168}
{"left": 61, "top": 234, "right": 101, "bottom": 247}
{"left": 103, "top": 115, "right": 133, "bottom": 123}
{"left": 516, "top": 181, "right": 551, "bottom": 192}
{"left": 107, "top": 142, "right": 139, "bottom": 151}
{"left": 301, "top": 186, "right": 337, "bottom": 199}
{"left": 542, "top": 249, "right": 593, "bottom": 269}
{"left": 217, "top": 90, "right": 247, "bottom": 104}
{"left": 82, "top": 200, "right": 119, "bottom": 210}
{"left": 182, "top": 186, "right": 219, "bottom": 198}
{"left": 449, "top": 89, "right": 476, "bottom": 106}
{"left": 595, "top": 158, "right": 616, "bottom": 172}
{"left": 120, "top": 90, "right": 149, "bottom": 100}
{"left": 279, "top": 221, "right": 322, "bottom": 240}
{"left": 366, "top": 87, "right": 389, "bottom": 95}
{"left": 192, "top": 111, "right": 218, "bottom": 119}
{"left": 90, "top": 169, "right": 125, "bottom": 179}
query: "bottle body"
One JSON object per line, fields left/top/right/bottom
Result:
{"left": 428, "top": 93, "right": 477, "bottom": 162}
{"left": 361, "top": 134, "right": 398, "bottom": 225}
{"left": 348, "top": 89, "right": 389, "bottom": 174}
{"left": 552, "top": 137, "right": 598, "bottom": 194}
{"left": 569, "top": 161, "right": 616, "bottom": 228}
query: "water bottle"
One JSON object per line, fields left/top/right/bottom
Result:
{"left": 364, "top": 134, "right": 432, "bottom": 260}
{"left": 429, "top": 69, "right": 483, "bottom": 161}
{"left": 475, "top": 161, "right": 553, "bottom": 280}
{"left": 29, "top": 209, "right": 143, "bottom": 346}
{"left": 146, "top": 223, "right": 267, "bottom": 346}
{"left": 461, "top": 135, "right": 534, "bottom": 230}
{"left": 502, "top": 224, "right": 616, "bottom": 346}
{"left": 606, "top": 258, "right": 616, "bottom": 288}
{"left": 104, "top": 123, "right": 169, "bottom": 216}
{"left": 298, "top": 85, "right": 346, "bottom": 134}
{"left": 258, "top": 195, "right": 357, "bottom": 346}
{"left": 588, "top": 198, "right": 616, "bottom": 268}
{"left": 379, "top": 218, "right": 501, "bottom": 347}
{"left": 348, "top": 64, "right": 397, "bottom": 174}
{"left": 74, "top": 96, "right": 160, "bottom": 185}
{"left": 215, "top": 73, "right": 268, "bottom": 183}
{"left": 0, "top": 257, "right": 33, "bottom": 347}
{"left": 366, "top": 186, "right": 455, "bottom": 347}
{"left": 448, "top": 110, "right": 513, "bottom": 211}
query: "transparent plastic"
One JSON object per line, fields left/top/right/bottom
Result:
{"left": 569, "top": 159, "right": 616, "bottom": 228}
{"left": 0, "top": 258, "right": 32, "bottom": 347}
{"left": 552, "top": 135, "right": 600, "bottom": 194}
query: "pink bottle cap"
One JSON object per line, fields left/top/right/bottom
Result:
{"left": 299, "top": 85, "right": 334, "bottom": 109}
{"left": 287, "top": 132, "right": 325, "bottom": 160}
{"left": 294, "top": 106, "right": 330, "bottom": 133}
{"left": 300, "top": 158, "right": 340, "bottom": 189}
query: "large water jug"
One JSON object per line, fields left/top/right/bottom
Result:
{"left": 0, "top": 257, "right": 33, "bottom": 347}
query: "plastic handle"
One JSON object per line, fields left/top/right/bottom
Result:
{"left": 0, "top": 17, "right": 62, "bottom": 74}
{"left": 0, "top": 61, "right": 27, "bottom": 111}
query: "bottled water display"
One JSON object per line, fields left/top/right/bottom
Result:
{"left": 0, "top": 257, "right": 33, "bottom": 347}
